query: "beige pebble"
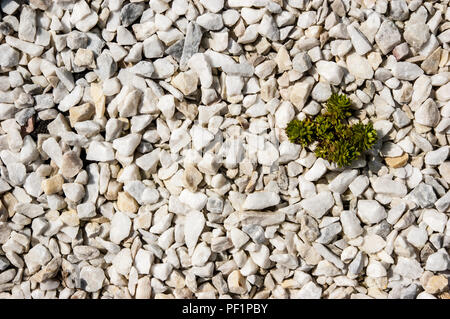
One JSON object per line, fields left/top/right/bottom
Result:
{"left": 385, "top": 153, "right": 409, "bottom": 168}
{"left": 105, "top": 180, "right": 122, "bottom": 201}
{"left": 69, "top": 103, "right": 95, "bottom": 127}
{"left": 117, "top": 191, "right": 139, "bottom": 213}
{"left": 425, "top": 275, "right": 449, "bottom": 294}
{"left": 60, "top": 210, "right": 80, "bottom": 227}
{"left": 182, "top": 165, "right": 203, "bottom": 192}
{"left": 74, "top": 48, "right": 95, "bottom": 67}
{"left": 171, "top": 70, "right": 199, "bottom": 96}
{"left": 42, "top": 174, "right": 64, "bottom": 195}
{"left": 227, "top": 270, "right": 247, "bottom": 295}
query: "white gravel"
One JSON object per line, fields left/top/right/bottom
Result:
{"left": 0, "top": 0, "right": 449, "bottom": 300}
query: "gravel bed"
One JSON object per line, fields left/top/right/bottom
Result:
{"left": 0, "top": 0, "right": 449, "bottom": 299}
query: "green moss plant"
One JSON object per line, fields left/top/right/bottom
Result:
{"left": 285, "top": 93, "right": 378, "bottom": 167}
